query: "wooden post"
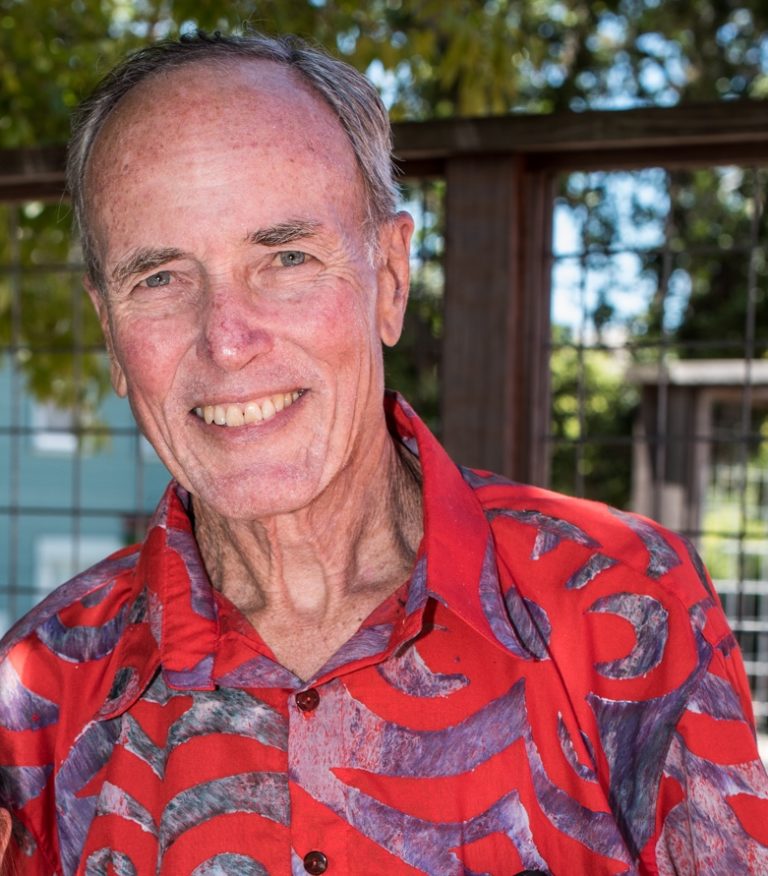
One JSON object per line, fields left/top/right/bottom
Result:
{"left": 441, "top": 155, "right": 553, "bottom": 483}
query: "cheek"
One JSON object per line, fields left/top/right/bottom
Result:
{"left": 113, "top": 318, "right": 187, "bottom": 400}
{"left": 302, "top": 281, "right": 378, "bottom": 363}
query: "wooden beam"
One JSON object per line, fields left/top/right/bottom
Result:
{"left": 392, "top": 100, "right": 768, "bottom": 165}
{"left": 0, "top": 146, "right": 67, "bottom": 200}
{"left": 3, "top": 101, "right": 768, "bottom": 197}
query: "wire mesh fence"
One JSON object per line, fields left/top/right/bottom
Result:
{"left": 0, "top": 164, "right": 766, "bottom": 731}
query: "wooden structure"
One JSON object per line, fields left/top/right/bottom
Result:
{"left": 3, "top": 101, "right": 768, "bottom": 481}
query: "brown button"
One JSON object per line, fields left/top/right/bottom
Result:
{"left": 295, "top": 688, "right": 320, "bottom": 712}
{"left": 303, "top": 850, "right": 328, "bottom": 873}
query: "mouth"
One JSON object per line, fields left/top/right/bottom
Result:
{"left": 193, "top": 390, "right": 304, "bottom": 428}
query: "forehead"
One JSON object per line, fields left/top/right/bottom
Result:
{"left": 85, "top": 59, "right": 360, "bottom": 225}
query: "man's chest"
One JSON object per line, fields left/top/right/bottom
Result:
{"left": 66, "top": 622, "right": 632, "bottom": 876}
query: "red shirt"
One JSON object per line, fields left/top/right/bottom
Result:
{"left": 1, "top": 395, "right": 767, "bottom": 875}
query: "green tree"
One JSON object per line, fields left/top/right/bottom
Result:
{"left": 2, "top": 0, "right": 768, "bottom": 437}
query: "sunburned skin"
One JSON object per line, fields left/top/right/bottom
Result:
{"left": 84, "top": 59, "right": 422, "bottom": 678}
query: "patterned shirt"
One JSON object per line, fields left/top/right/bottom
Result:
{"left": 1, "top": 395, "right": 767, "bottom": 875}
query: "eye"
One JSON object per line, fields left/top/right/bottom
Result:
{"left": 278, "top": 251, "right": 307, "bottom": 268}
{"left": 143, "top": 270, "right": 172, "bottom": 288}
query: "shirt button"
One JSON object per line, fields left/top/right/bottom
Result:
{"left": 303, "top": 850, "right": 328, "bottom": 873}
{"left": 295, "top": 688, "right": 320, "bottom": 712}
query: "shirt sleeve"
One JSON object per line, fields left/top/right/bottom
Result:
{"left": 0, "top": 640, "right": 61, "bottom": 875}
{"left": 651, "top": 640, "right": 768, "bottom": 874}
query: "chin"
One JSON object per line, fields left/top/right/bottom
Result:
{"left": 190, "top": 466, "right": 327, "bottom": 522}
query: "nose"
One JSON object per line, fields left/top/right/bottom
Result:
{"left": 200, "top": 284, "right": 274, "bottom": 371}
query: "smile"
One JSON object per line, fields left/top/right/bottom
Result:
{"left": 193, "top": 390, "right": 303, "bottom": 428}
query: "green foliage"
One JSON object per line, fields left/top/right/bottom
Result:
{"left": 4, "top": 0, "right": 768, "bottom": 148}
{"left": 2, "top": 0, "right": 768, "bottom": 441}
{"left": 549, "top": 327, "right": 638, "bottom": 507}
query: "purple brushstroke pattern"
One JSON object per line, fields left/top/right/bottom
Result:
{"left": 587, "top": 630, "right": 711, "bottom": 857}
{"left": 687, "top": 671, "right": 745, "bottom": 721}
{"left": 218, "top": 655, "right": 299, "bottom": 690}
{"left": 97, "top": 667, "right": 144, "bottom": 720}
{"left": 127, "top": 588, "right": 148, "bottom": 624}
{"left": 557, "top": 714, "right": 597, "bottom": 783}
{"left": 95, "top": 781, "right": 157, "bottom": 835}
{"left": 158, "top": 772, "right": 289, "bottom": 858}
{"left": 191, "top": 854, "right": 269, "bottom": 875}
{"left": 346, "top": 783, "right": 552, "bottom": 874}
{"left": 0, "top": 552, "right": 137, "bottom": 659}
{"left": 166, "top": 527, "right": 216, "bottom": 621}
{"left": 121, "top": 687, "right": 287, "bottom": 780}
{"left": 148, "top": 589, "right": 163, "bottom": 645}
{"left": 461, "top": 467, "right": 518, "bottom": 490}
{"left": 316, "top": 623, "right": 393, "bottom": 678}
{"left": 609, "top": 510, "right": 681, "bottom": 579}
{"left": 400, "top": 435, "right": 419, "bottom": 456}
{"left": 523, "top": 732, "right": 632, "bottom": 865}
{"left": 657, "top": 734, "right": 768, "bottom": 874}
{"left": 565, "top": 553, "right": 617, "bottom": 590}
{"left": 55, "top": 718, "right": 122, "bottom": 876}
{"left": 0, "top": 765, "right": 52, "bottom": 807}
{"left": 291, "top": 851, "right": 308, "bottom": 876}
{"left": 84, "top": 848, "right": 137, "bottom": 876}
{"left": 167, "top": 689, "right": 286, "bottom": 754}
{"left": 36, "top": 602, "right": 130, "bottom": 664}
{"left": 290, "top": 679, "right": 632, "bottom": 870}
{"left": 81, "top": 581, "right": 116, "bottom": 608}
{"left": 404, "top": 554, "right": 428, "bottom": 617}
{"left": 0, "top": 658, "right": 59, "bottom": 730}
{"left": 392, "top": 392, "right": 419, "bottom": 420}
{"left": 510, "top": 595, "right": 551, "bottom": 661}
{"left": 682, "top": 538, "right": 716, "bottom": 600}
{"left": 589, "top": 593, "right": 669, "bottom": 679}
{"left": 377, "top": 643, "right": 468, "bottom": 697}
{"left": 487, "top": 509, "right": 599, "bottom": 559}
{"left": 478, "top": 537, "right": 550, "bottom": 660}
{"left": 120, "top": 715, "right": 165, "bottom": 779}
{"left": 164, "top": 654, "right": 214, "bottom": 690}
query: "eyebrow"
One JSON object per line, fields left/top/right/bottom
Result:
{"left": 246, "top": 220, "right": 321, "bottom": 247}
{"left": 110, "top": 247, "right": 188, "bottom": 288}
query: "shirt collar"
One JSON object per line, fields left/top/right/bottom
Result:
{"left": 98, "top": 392, "right": 519, "bottom": 718}
{"left": 384, "top": 392, "right": 519, "bottom": 653}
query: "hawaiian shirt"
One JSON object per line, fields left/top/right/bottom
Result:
{"left": 1, "top": 395, "right": 767, "bottom": 875}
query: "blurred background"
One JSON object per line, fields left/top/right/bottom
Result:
{"left": 1, "top": 1, "right": 767, "bottom": 739}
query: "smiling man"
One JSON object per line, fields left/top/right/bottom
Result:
{"left": 1, "top": 32, "right": 767, "bottom": 876}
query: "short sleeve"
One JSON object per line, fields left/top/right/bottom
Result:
{"left": 652, "top": 642, "right": 768, "bottom": 874}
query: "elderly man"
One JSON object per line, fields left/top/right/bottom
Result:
{"left": 1, "top": 31, "right": 767, "bottom": 876}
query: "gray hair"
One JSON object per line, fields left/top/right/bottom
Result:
{"left": 66, "top": 30, "right": 400, "bottom": 289}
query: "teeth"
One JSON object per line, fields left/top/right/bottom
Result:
{"left": 197, "top": 391, "right": 302, "bottom": 428}
{"left": 243, "top": 402, "right": 262, "bottom": 424}
{"left": 225, "top": 404, "right": 244, "bottom": 428}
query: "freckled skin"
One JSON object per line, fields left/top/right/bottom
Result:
{"left": 86, "top": 61, "right": 410, "bottom": 521}
{"left": 84, "top": 61, "right": 420, "bottom": 677}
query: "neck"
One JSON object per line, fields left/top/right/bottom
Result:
{"left": 191, "top": 430, "right": 423, "bottom": 676}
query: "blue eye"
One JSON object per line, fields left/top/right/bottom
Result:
{"left": 278, "top": 251, "right": 306, "bottom": 267}
{"left": 144, "top": 271, "right": 172, "bottom": 287}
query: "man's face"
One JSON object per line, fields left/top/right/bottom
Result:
{"left": 85, "top": 61, "right": 412, "bottom": 520}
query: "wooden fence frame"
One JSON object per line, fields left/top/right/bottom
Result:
{"left": 3, "top": 100, "right": 768, "bottom": 481}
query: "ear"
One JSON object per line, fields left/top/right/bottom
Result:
{"left": 376, "top": 211, "right": 414, "bottom": 347}
{"left": 84, "top": 276, "right": 128, "bottom": 398}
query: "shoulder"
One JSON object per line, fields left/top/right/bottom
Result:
{"left": 0, "top": 544, "right": 142, "bottom": 660}
{"left": 463, "top": 467, "right": 717, "bottom": 622}
{"left": 0, "top": 545, "right": 144, "bottom": 868}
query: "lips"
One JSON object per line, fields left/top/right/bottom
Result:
{"left": 193, "top": 390, "right": 302, "bottom": 427}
